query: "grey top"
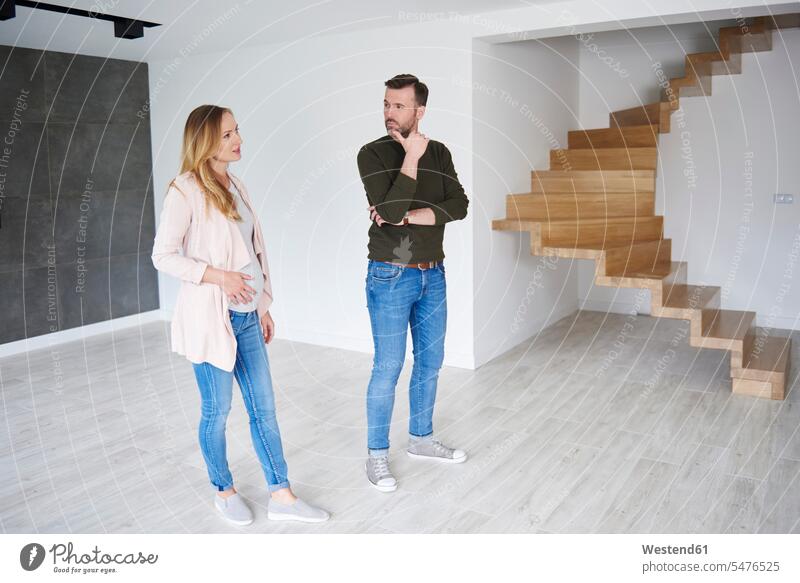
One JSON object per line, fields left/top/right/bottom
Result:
{"left": 229, "top": 181, "right": 262, "bottom": 313}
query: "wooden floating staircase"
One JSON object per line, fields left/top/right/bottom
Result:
{"left": 492, "top": 15, "right": 798, "bottom": 400}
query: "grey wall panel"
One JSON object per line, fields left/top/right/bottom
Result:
{"left": 0, "top": 45, "right": 159, "bottom": 343}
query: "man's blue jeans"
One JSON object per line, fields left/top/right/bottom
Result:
{"left": 365, "top": 259, "right": 447, "bottom": 455}
{"left": 191, "top": 309, "right": 290, "bottom": 493}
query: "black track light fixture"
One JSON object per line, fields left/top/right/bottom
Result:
{"left": 0, "top": 1, "right": 161, "bottom": 39}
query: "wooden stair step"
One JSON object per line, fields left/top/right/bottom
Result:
{"left": 505, "top": 191, "right": 655, "bottom": 221}
{"left": 766, "top": 14, "right": 800, "bottom": 30}
{"left": 550, "top": 147, "right": 657, "bottom": 171}
{"left": 594, "top": 260, "right": 687, "bottom": 290}
{"left": 491, "top": 218, "right": 539, "bottom": 232}
{"left": 546, "top": 237, "right": 664, "bottom": 252}
{"left": 654, "top": 283, "right": 721, "bottom": 321}
{"left": 696, "top": 309, "right": 755, "bottom": 351}
{"left": 568, "top": 125, "right": 659, "bottom": 149}
{"left": 531, "top": 170, "right": 655, "bottom": 193}
{"left": 720, "top": 19, "right": 773, "bottom": 55}
{"left": 490, "top": 217, "right": 663, "bottom": 255}
{"left": 610, "top": 102, "right": 672, "bottom": 133}
{"left": 662, "top": 284, "right": 721, "bottom": 310}
{"left": 648, "top": 262, "right": 690, "bottom": 304}
{"left": 600, "top": 239, "right": 671, "bottom": 277}
{"left": 732, "top": 332, "right": 792, "bottom": 399}
{"left": 688, "top": 51, "right": 742, "bottom": 76}
{"left": 540, "top": 216, "right": 663, "bottom": 248}
{"left": 743, "top": 329, "right": 792, "bottom": 380}
{"left": 542, "top": 238, "right": 666, "bottom": 262}
{"left": 681, "top": 53, "right": 713, "bottom": 97}
{"left": 618, "top": 260, "right": 686, "bottom": 281}
{"left": 666, "top": 68, "right": 712, "bottom": 100}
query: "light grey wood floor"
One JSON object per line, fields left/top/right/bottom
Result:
{"left": 2, "top": 310, "right": 799, "bottom": 534}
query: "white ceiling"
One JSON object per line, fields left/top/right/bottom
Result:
{"left": 0, "top": 0, "right": 565, "bottom": 61}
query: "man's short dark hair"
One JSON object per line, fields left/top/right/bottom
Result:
{"left": 385, "top": 74, "right": 428, "bottom": 107}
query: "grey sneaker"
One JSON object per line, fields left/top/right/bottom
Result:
{"left": 214, "top": 492, "right": 254, "bottom": 526}
{"left": 267, "top": 498, "right": 330, "bottom": 523}
{"left": 407, "top": 437, "right": 467, "bottom": 463}
{"left": 365, "top": 455, "right": 398, "bottom": 492}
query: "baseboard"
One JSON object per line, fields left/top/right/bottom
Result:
{"left": 0, "top": 309, "right": 167, "bottom": 359}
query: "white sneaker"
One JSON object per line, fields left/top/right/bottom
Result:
{"left": 214, "top": 492, "right": 254, "bottom": 526}
{"left": 365, "top": 455, "right": 398, "bottom": 492}
{"left": 267, "top": 498, "right": 330, "bottom": 523}
{"left": 407, "top": 437, "right": 467, "bottom": 463}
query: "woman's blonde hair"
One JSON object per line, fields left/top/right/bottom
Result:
{"left": 176, "top": 104, "right": 241, "bottom": 221}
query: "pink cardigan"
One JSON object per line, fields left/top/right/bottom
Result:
{"left": 151, "top": 170, "right": 273, "bottom": 372}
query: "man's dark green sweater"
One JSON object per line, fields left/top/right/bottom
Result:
{"left": 357, "top": 134, "right": 469, "bottom": 263}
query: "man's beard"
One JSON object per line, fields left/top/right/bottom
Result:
{"left": 386, "top": 120, "right": 412, "bottom": 138}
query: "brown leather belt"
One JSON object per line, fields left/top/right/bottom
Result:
{"left": 385, "top": 260, "right": 441, "bottom": 270}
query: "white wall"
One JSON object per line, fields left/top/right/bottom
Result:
{"left": 148, "top": 20, "right": 477, "bottom": 367}
{"left": 472, "top": 37, "right": 581, "bottom": 367}
{"left": 576, "top": 23, "right": 800, "bottom": 330}
{"left": 659, "top": 27, "right": 800, "bottom": 331}
{"left": 149, "top": 16, "right": 799, "bottom": 376}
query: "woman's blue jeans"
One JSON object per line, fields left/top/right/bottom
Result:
{"left": 191, "top": 309, "right": 290, "bottom": 493}
{"left": 365, "top": 259, "right": 447, "bottom": 455}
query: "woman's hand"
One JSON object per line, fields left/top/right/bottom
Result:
{"left": 260, "top": 311, "right": 275, "bottom": 343}
{"left": 206, "top": 267, "right": 256, "bottom": 305}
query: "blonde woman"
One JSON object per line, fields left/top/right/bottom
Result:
{"left": 152, "top": 105, "right": 329, "bottom": 525}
